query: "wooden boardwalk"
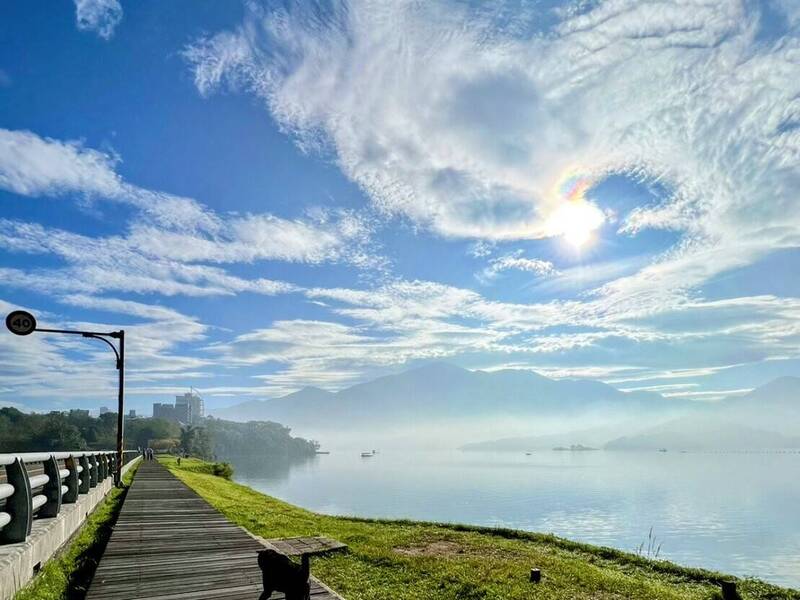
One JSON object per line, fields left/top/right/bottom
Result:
{"left": 86, "top": 460, "right": 342, "bottom": 600}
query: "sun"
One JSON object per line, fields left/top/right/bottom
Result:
{"left": 547, "top": 172, "right": 605, "bottom": 250}
{"left": 547, "top": 199, "right": 605, "bottom": 250}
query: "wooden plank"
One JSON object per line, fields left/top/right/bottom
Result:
{"left": 86, "top": 460, "right": 344, "bottom": 600}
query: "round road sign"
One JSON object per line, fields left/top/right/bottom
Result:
{"left": 6, "top": 310, "right": 37, "bottom": 336}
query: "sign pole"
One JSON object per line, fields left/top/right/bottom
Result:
{"left": 5, "top": 310, "right": 127, "bottom": 486}
{"left": 115, "top": 330, "right": 125, "bottom": 486}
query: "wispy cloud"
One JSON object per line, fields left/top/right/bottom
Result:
{"left": 0, "top": 221, "right": 296, "bottom": 297}
{"left": 0, "top": 129, "right": 383, "bottom": 298}
{"left": 528, "top": 255, "right": 651, "bottom": 295}
{"left": 73, "top": 0, "right": 122, "bottom": 40}
{"left": 478, "top": 250, "right": 557, "bottom": 283}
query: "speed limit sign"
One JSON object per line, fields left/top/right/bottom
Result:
{"left": 5, "top": 310, "right": 37, "bottom": 336}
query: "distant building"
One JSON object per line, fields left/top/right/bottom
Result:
{"left": 176, "top": 391, "right": 204, "bottom": 424}
{"left": 153, "top": 391, "right": 203, "bottom": 425}
{"left": 99, "top": 406, "right": 109, "bottom": 415}
{"left": 153, "top": 402, "right": 177, "bottom": 421}
{"left": 128, "top": 409, "right": 136, "bottom": 418}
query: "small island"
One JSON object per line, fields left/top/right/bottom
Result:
{"left": 553, "top": 444, "right": 598, "bottom": 451}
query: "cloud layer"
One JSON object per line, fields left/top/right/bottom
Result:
{"left": 185, "top": 0, "right": 800, "bottom": 312}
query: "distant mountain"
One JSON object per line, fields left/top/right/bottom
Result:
{"left": 724, "top": 376, "right": 800, "bottom": 412}
{"left": 463, "top": 376, "right": 800, "bottom": 452}
{"left": 214, "top": 386, "right": 335, "bottom": 423}
{"left": 213, "top": 363, "right": 688, "bottom": 434}
{"left": 604, "top": 414, "right": 800, "bottom": 451}
{"left": 719, "top": 376, "right": 800, "bottom": 436}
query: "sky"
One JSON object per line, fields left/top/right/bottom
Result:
{"left": 1, "top": 0, "right": 799, "bottom": 415}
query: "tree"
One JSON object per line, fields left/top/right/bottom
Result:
{"left": 180, "top": 425, "right": 213, "bottom": 460}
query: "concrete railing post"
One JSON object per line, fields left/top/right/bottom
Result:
{"left": 63, "top": 455, "right": 79, "bottom": 503}
{"left": 78, "top": 455, "right": 90, "bottom": 494}
{"left": 0, "top": 458, "right": 32, "bottom": 543}
{"left": 88, "top": 454, "right": 98, "bottom": 488}
{"left": 39, "top": 456, "right": 62, "bottom": 518}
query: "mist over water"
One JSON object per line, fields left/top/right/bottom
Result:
{"left": 228, "top": 449, "right": 800, "bottom": 588}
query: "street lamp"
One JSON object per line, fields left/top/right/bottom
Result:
{"left": 5, "top": 310, "right": 126, "bottom": 486}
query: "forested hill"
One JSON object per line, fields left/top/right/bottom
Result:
{"left": 0, "top": 407, "right": 318, "bottom": 460}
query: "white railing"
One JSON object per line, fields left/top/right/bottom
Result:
{"left": 0, "top": 450, "right": 139, "bottom": 544}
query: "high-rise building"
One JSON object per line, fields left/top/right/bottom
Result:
{"left": 153, "top": 391, "right": 203, "bottom": 425}
{"left": 99, "top": 406, "right": 109, "bottom": 415}
{"left": 176, "top": 391, "right": 204, "bottom": 424}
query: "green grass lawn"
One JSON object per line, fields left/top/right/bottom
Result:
{"left": 160, "top": 456, "right": 799, "bottom": 600}
{"left": 13, "top": 461, "right": 140, "bottom": 600}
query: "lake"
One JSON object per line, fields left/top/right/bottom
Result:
{"left": 228, "top": 449, "right": 800, "bottom": 589}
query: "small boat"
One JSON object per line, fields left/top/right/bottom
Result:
{"left": 525, "top": 452, "right": 532, "bottom": 456}
{"left": 360, "top": 452, "right": 374, "bottom": 458}
{"left": 315, "top": 451, "right": 330, "bottom": 455}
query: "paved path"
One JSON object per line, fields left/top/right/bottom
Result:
{"left": 86, "top": 460, "right": 342, "bottom": 600}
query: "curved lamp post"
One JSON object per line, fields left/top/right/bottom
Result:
{"left": 5, "top": 310, "right": 126, "bottom": 486}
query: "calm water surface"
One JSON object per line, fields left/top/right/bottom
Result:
{"left": 229, "top": 450, "right": 800, "bottom": 588}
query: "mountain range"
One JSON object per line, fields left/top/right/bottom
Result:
{"left": 212, "top": 363, "right": 682, "bottom": 441}
{"left": 213, "top": 363, "right": 799, "bottom": 449}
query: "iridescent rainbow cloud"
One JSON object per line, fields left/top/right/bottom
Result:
{"left": 555, "top": 172, "right": 596, "bottom": 203}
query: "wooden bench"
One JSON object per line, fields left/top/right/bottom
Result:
{"left": 263, "top": 536, "right": 348, "bottom": 558}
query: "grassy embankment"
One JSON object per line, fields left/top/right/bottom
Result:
{"left": 13, "top": 461, "right": 140, "bottom": 600}
{"left": 161, "top": 456, "right": 799, "bottom": 600}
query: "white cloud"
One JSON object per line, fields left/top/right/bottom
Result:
{"left": 126, "top": 209, "right": 379, "bottom": 267}
{"left": 660, "top": 387, "right": 753, "bottom": 400}
{"left": 479, "top": 250, "right": 557, "bottom": 282}
{"left": 0, "top": 220, "right": 296, "bottom": 297}
{"left": 468, "top": 241, "right": 494, "bottom": 258}
{"left": 0, "top": 128, "right": 384, "bottom": 299}
{"left": 0, "top": 128, "right": 220, "bottom": 231}
{"left": 73, "top": 0, "right": 122, "bottom": 40}
{"left": 0, "top": 128, "right": 122, "bottom": 198}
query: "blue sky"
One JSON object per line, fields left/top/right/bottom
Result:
{"left": 1, "top": 0, "right": 800, "bottom": 415}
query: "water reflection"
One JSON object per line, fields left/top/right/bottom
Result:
{"left": 223, "top": 453, "right": 318, "bottom": 485}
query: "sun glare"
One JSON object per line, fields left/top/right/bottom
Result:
{"left": 550, "top": 201, "right": 605, "bottom": 249}
{"left": 547, "top": 172, "right": 605, "bottom": 250}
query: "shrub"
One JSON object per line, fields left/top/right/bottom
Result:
{"left": 212, "top": 462, "right": 234, "bottom": 479}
